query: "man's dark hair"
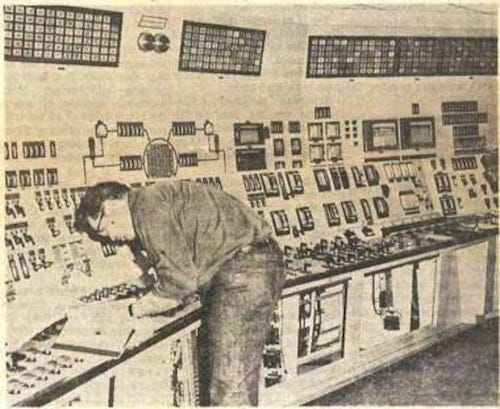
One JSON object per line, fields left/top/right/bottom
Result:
{"left": 74, "top": 181, "right": 130, "bottom": 235}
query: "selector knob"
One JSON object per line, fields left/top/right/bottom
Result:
{"left": 137, "top": 32, "right": 155, "bottom": 51}
{"left": 153, "top": 33, "right": 170, "bottom": 53}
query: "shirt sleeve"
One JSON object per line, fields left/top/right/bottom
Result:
{"left": 133, "top": 189, "right": 199, "bottom": 304}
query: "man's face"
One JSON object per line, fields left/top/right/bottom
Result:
{"left": 87, "top": 198, "right": 136, "bottom": 243}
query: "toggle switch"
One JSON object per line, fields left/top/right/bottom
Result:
{"left": 6, "top": 236, "right": 14, "bottom": 250}
{"left": 46, "top": 360, "right": 62, "bottom": 374}
{"left": 5, "top": 281, "right": 16, "bottom": 303}
{"left": 20, "top": 373, "right": 36, "bottom": 388}
{"left": 61, "top": 189, "right": 71, "bottom": 208}
{"left": 8, "top": 379, "right": 23, "bottom": 394}
{"left": 32, "top": 366, "right": 52, "bottom": 382}
{"left": 27, "top": 347, "right": 52, "bottom": 356}
{"left": 56, "top": 355, "right": 74, "bottom": 368}
{"left": 80, "top": 259, "right": 92, "bottom": 276}
{"left": 38, "top": 248, "right": 52, "bottom": 269}
{"left": 46, "top": 217, "right": 61, "bottom": 237}
{"left": 6, "top": 204, "right": 16, "bottom": 218}
{"left": 35, "top": 192, "right": 45, "bottom": 211}
{"left": 12, "top": 233, "right": 24, "bottom": 248}
{"left": 44, "top": 191, "right": 54, "bottom": 210}
{"left": 28, "top": 249, "right": 42, "bottom": 271}
{"left": 430, "top": 159, "right": 437, "bottom": 171}
{"left": 14, "top": 202, "right": 26, "bottom": 218}
{"left": 64, "top": 214, "right": 75, "bottom": 234}
{"left": 53, "top": 190, "right": 62, "bottom": 209}
{"left": 23, "top": 231, "right": 35, "bottom": 245}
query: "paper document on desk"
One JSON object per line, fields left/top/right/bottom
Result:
{"left": 6, "top": 291, "right": 73, "bottom": 353}
{"left": 56, "top": 300, "right": 136, "bottom": 357}
{"left": 56, "top": 299, "right": 202, "bottom": 356}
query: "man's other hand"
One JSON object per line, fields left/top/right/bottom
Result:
{"left": 130, "top": 293, "right": 181, "bottom": 318}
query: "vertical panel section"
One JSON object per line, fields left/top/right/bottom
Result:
{"left": 436, "top": 250, "right": 461, "bottom": 327}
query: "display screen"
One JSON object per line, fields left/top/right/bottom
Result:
{"left": 400, "top": 117, "right": 435, "bottom": 149}
{"left": 234, "top": 123, "right": 265, "bottom": 146}
{"left": 372, "top": 125, "right": 398, "bottom": 148}
{"left": 240, "top": 129, "right": 260, "bottom": 144}
{"left": 363, "top": 120, "right": 399, "bottom": 152}
{"left": 235, "top": 148, "right": 266, "bottom": 171}
{"left": 410, "top": 124, "right": 432, "bottom": 144}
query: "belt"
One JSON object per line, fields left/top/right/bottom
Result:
{"left": 239, "top": 237, "right": 273, "bottom": 254}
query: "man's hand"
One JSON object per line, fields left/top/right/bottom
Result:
{"left": 130, "top": 293, "right": 181, "bottom": 318}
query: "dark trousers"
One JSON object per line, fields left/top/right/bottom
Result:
{"left": 198, "top": 239, "right": 286, "bottom": 406}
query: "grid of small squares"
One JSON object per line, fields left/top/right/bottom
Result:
{"left": 442, "top": 112, "right": 488, "bottom": 125}
{"left": 179, "top": 21, "right": 265, "bottom": 75}
{"left": 441, "top": 38, "right": 497, "bottom": 75}
{"left": 307, "top": 37, "right": 397, "bottom": 77}
{"left": 452, "top": 125, "right": 479, "bottom": 137}
{"left": 442, "top": 101, "right": 478, "bottom": 113}
{"left": 307, "top": 36, "right": 497, "bottom": 77}
{"left": 4, "top": 5, "right": 122, "bottom": 67}
{"left": 398, "top": 38, "right": 441, "bottom": 75}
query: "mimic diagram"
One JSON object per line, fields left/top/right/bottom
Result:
{"left": 82, "top": 119, "right": 226, "bottom": 184}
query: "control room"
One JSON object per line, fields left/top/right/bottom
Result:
{"left": 3, "top": 1, "right": 498, "bottom": 406}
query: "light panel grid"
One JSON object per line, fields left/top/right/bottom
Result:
{"left": 307, "top": 36, "right": 397, "bottom": 78}
{"left": 4, "top": 5, "right": 122, "bottom": 67}
{"left": 441, "top": 37, "right": 497, "bottom": 75}
{"left": 307, "top": 36, "right": 497, "bottom": 78}
{"left": 397, "top": 37, "right": 441, "bottom": 75}
{"left": 179, "top": 20, "right": 265, "bottom": 76}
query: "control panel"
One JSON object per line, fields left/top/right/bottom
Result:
{"left": 4, "top": 2, "right": 498, "bottom": 406}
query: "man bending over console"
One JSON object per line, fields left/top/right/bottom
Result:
{"left": 74, "top": 180, "right": 286, "bottom": 406}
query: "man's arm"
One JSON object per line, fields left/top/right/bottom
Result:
{"left": 131, "top": 189, "right": 199, "bottom": 315}
{"left": 128, "top": 239, "right": 157, "bottom": 288}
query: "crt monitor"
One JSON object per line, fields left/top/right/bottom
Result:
{"left": 400, "top": 117, "right": 436, "bottom": 149}
{"left": 363, "top": 119, "right": 399, "bottom": 152}
{"left": 234, "top": 123, "right": 266, "bottom": 146}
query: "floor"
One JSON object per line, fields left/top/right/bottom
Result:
{"left": 307, "top": 318, "right": 498, "bottom": 406}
